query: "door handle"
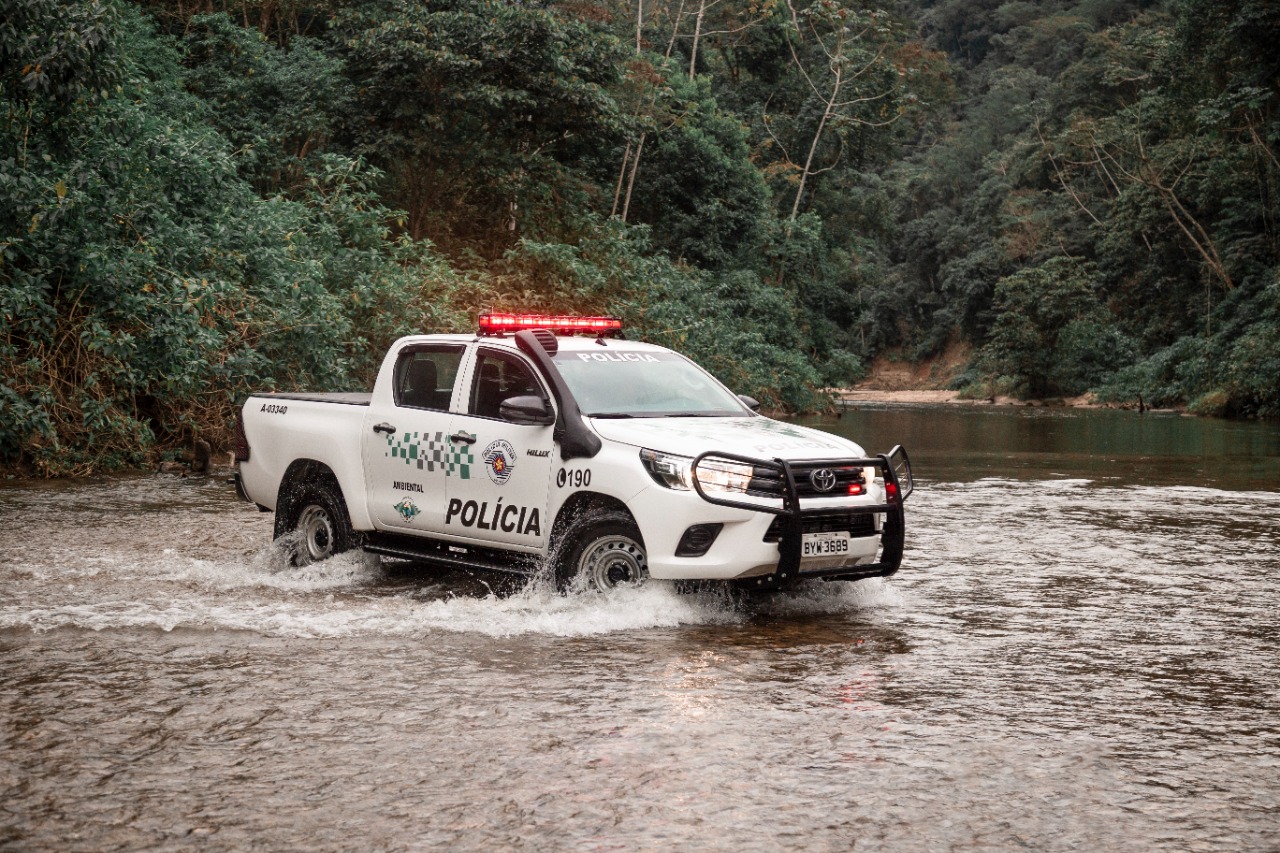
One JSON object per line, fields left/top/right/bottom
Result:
{"left": 373, "top": 423, "right": 397, "bottom": 435}
{"left": 450, "top": 431, "right": 477, "bottom": 445}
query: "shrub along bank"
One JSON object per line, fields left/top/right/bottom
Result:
{"left": 1, "top": 2, "right": 833, "bottom": 474}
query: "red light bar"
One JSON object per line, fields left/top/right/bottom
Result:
{"left": 478, "top": 313, "right": 623, "bottom": 336}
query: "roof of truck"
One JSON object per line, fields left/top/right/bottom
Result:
{"left": 394, "top": 332, "right": 674, "bottom": 355}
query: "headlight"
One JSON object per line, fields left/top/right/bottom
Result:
{"left": 640, "top": 449, "right": 754, "bottom": 494}
{"left": 695, "top": 457, "right": 754, "bottom": 493}
{"left": 640, "top": 449, "right": 691, "bottom": 489}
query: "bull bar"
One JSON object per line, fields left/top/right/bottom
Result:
{"left": 689, "top": 445, "right": 913, "bottom": 588}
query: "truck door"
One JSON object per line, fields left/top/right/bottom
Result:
{"left": 362, "top": 343, "right": 469, "bottom": 533}
{"left": 442, "top": 347, "right": 556, "bottom": 549}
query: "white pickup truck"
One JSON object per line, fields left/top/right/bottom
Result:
{"left": 233, "top": 314, "right": 912, "bottom": 591}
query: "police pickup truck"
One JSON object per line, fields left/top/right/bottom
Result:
{"left": 233, "top": 314, "right": 913, "bottom": 591}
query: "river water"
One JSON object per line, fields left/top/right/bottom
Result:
{"left": 2, "top": 404, "right": 1278, "bottom": 851}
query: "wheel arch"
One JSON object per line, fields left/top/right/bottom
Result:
{"left": 550, "top": 491, "right": 641, "bottom": 548}
{"left": 274, "top": 459, "right": 347, "bottom": 539}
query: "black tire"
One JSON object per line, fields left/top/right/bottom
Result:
{"left": 556, "top": 510, "right": 648, "bottom": 592}
{"left": 276, "top": 477, "right": 354, "bottom": 566}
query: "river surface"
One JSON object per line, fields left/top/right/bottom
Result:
{"left": 2, "top": 404, "right": 1278, "bottom": 851}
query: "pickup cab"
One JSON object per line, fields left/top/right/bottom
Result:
{"left": 233, "top": 314, "right": 913, "bottom": 591}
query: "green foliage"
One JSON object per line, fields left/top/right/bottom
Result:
{"left": 0, "top": 0, "right": 123, "bottom": 106}
{"left": 1094, "top": 335, "right": 1214, "bottom": 409}
{"left": 981, "top": 257, "right": 1134, "bottom": 397}
{"left": 1096, "top": 272, "right": 1280, "bottom": 415}
{"left": 817, "top": 349, "right": 866, "bottom": 388}
{"left": 332, "top": 0, "right": 628, "bottom": 252}
{"left": 744, "top": 1, "right": 911, "bottom": 219}
{"left": 0, "top": 3, "right": 454, "bottom": 473}
{"left": 623, "top": 71, "right": 770, "bottom": 269}
{"left": 878, "top": 0, "right": 1280, "bottom": 416}
{"left": 7, "top": 0, "right": 1280, "bottom": 476}
{"left": 181, "top": 14, "right": 354, "bottom": 189}
{"left": 502, "top": 216, "right": 829, "bottom": 411}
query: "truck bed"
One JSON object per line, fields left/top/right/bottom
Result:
{"left": 239, "top": 393, "right": 373, "bottom": 518}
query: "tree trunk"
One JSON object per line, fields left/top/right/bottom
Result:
{"left": 612, "top": 142, "right": 632, "bottom": 218}
{"left": 689, "top": 0, "right": 706, "bottom": 76}
{"left": 791, "top": 64, "right": 841, "bottom": 220}
{"left": 622, "top": 133, "right": 646, "bottom": 222}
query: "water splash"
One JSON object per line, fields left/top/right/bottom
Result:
{"left": 0, "top": 534, "right": 898, "bottom": 639}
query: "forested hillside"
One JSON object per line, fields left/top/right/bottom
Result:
{"left": 884, "top": 0, "right": 1280, "bottom": 415}
{"left": 2, "top": 0, "right": 1277, "bottom": 474}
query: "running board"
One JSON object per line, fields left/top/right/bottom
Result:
{"left": 362, "top": 532, "right": 539, "bottom": 577}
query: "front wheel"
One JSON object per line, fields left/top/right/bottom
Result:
{"left": 556, "top": 511, "right": 648, "bottom": 592}
{"left": 277, "top": 478, "right": 354, "bottom": 566}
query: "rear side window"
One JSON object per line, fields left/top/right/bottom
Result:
{"left": 394, "top": 346, "right": 465, "bottom": 410}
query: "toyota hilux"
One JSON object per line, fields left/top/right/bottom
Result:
{"left": 232, "top": 314, "right": 913, "bottom": 591}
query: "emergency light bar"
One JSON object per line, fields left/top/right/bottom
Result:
{"left": 478, "top": 313, "right": 623, "bottom": 336}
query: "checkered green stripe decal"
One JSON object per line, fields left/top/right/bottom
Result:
{"left": 386, "top": 431, "right": 472, "bottom": 479}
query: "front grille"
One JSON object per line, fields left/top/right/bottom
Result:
{"left": 747, "top": 463, "right": 866, "bottom": 499}
{"left": 763, "top": 511, "right": 878, "bottom": 543}
{"left": 743, "top": 466, "right": 787, "bottom": 497}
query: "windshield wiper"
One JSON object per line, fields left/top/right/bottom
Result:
{"left": 585, "top": 412, "right": 636, "bottom": 419}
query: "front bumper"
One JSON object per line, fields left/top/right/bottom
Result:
{"left": 687, "top": 445, "right": 913, "bottom": 589}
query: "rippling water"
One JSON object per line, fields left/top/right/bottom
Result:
{"left": 3, "top": 405, "right": 1278, "bottom": 851}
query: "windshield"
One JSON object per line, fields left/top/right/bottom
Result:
{"left": 554, "top": 350, "right": 751, "bottom": 417}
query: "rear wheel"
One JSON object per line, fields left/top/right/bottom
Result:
{"left": 557, "top": 511, "right": 648, "bottom": 592}
{"left": 277, "top": 478, "right": 354, "bottom": 566}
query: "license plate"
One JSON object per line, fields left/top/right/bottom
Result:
{"left": 801, "top": 532, "right": 851, "bottom": 557}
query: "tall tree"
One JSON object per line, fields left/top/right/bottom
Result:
{"left": 757, "top": 0, "right": 903, "bottom": 220}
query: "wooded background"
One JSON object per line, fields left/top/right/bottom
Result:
{"left": 3, "top": 0, "right": 1277, "bottom": 473}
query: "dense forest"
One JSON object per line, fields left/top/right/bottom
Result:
{"left": 2, "top": 0, "right": 1277, "bottom": 474}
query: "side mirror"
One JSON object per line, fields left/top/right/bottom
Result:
{"left": 499, "top": 395, "right": 556, "bottom": 426}
{"left": 738, "top": 395, "right": 761, "bottom": 412}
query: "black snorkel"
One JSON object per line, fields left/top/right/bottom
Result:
{"left": 514, "top": 329, "right": 602, "bottom": 461}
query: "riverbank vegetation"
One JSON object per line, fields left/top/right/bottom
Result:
{"left": 2, "top": 0, "right": 1277, "bottom": 473}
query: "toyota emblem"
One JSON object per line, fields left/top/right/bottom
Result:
{"left": 809, "top": 468, "right": 837, "bottom": 492}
